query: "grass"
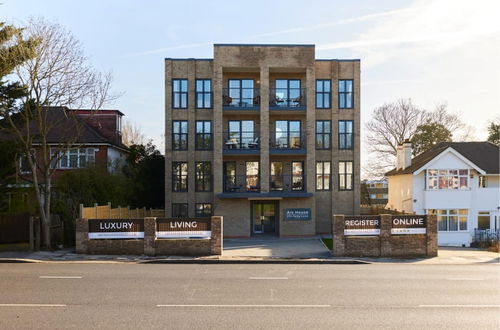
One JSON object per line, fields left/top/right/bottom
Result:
{"left": 321, "top": 238, "right": 332, "bottom": 250}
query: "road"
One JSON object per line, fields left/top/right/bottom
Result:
{"left": 0, "top": 263, "right": 499, "bottom": 329}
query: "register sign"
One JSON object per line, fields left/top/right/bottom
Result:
{"left": 344, "top": 216, "right": 381, "bottom": 236}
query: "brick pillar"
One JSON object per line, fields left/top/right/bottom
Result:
{"left": 210, "top": 216, "right": 223, "bottom": 255}
{"left": 75, "top": 218, "right": 88, "bottom": 254}
{"left": 380, "top": 214, "right": 392, "bottom": 257}
{"left": 260, "top": 66, "right": 270, "bottom": 192}
{"left": 332, "top": 214, "right": 345, "bottom": 256}
{"left": 426, "top": 214, "right": 438, "bottom": 257}
{"left": 144, "top": 217, "right": 156, "bottom": 256}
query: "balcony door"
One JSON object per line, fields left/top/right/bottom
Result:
{"left": 275, "top": 79, "right": 301, "bottom": 107}
{"left": 229, "top": 79, "right": 254, "bottom": 107}
{"left": 275, "top": 120, "right": 301, "bottom": 149}
{"left": 292, "top": 161, "right": 304, "bottom": 191}
{"left": 228, "top": 120, "right": 255, "bottom": 149}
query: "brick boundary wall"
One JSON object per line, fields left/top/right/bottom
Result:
{"left": 76, "top": 216, "right": 223, "bottom": 256}
{"left": 332, "top": 214, "right": 437, "bottom": 258}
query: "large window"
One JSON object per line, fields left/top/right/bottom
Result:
{"left": 227, "top": 120, "right": 255, "bottom": 149}
{"left": 338, "top": 79, "right": 353, "bottom": 109}
{"left": 172, "top": 162, "right": 188, "bottom": 192}
{"left": 477, "top": 211, "right": 490, "bottom": 230}
{"left": 428, "top": 209, "right": 468, "bottom": 232}
{"left": 339, "top": 120, "right": 353, "bottom": 149}
{"left": 292, "top": 161, "right": 304, "bottom": 191}
{"left": 223, "top": 161, "right": 237, "bottom": 192}
{"left": 275, "top": 120, "right": 301, "bottom": 149}
{"left": 172, "top": 79, "right": 188, "bottom": 109}
{"left": 316, "top": 121, "right": 331, "bottom": 150}
{"left": 195, "top": 121, "right": 212, "bottom": 150}
{"left": 195, "top": 162, "right": 212, "bottom": 192}
{"left": 172, "top": 121, "right": 188, "bottom": 150}
{"left": 274, "top": 79, "right": 302, "bottom": 107}
{"left": 339, "top": 161, "right": 353, "bottom": 190}
{"left": 172, "top": 203, "right": 188, "bottom": 218}
{"left": 316, "top": 79, "right": 331, "bottom": 109}
{"left": 196, "top": 79, "right": 211, "bottom": 109}
{"left": 19, "top": 150, "right": 35, "bottom": 173}
{"left": 316, "top": 161, "right": 331, "bottom": 191}
{"left": 270, "top": 162, "right": 284, "bottom": 191}
{"left": 228, "top": 79, "right": 254, "bottom": 107}
{"left": 50, "top": 148, "right": 95, "bottom": 169}
{"left": 246, "top": 161, "right": 259, "bottom": 191}
{"left": 426, "top": 169, "right": 469, "bottom": 190}
{"left": 195, "top": 203, "right": 212, "bottom": 217}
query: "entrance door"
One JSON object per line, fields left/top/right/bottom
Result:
{"left": 252, "top": 202, "right": 277, "bottom": 234}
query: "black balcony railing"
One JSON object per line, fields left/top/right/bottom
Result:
{"left": 223, "top": 175, "right": 260, "bottom": 192}
{"left": 223, "top": 131, "right": 260, "bottom": 150}
{"left": 269, "top": 88, "right": 306, "bottom": 109}
{"left": 270, "top": 131, "right": 306, "bottom": 150}
{"left": 270, "top": 174, "right": 306, "bottom": 191}
{"left": 223, "top": 88, "right": 260, "bottom": 109}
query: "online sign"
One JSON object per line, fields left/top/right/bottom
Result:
{"left": 344, "top": 216, "right": 381, "bottom": 236}
{"left": 88, "top": 219, "right": 144, "bottom": 239}
{"left": 391, "top": 215, "right": 426, "bottom": 234}
{"left": 156, "top": 218, "right": 211, "bottom": 239}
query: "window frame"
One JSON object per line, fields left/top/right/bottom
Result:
{"left": 19, "top": 149, "right": 36, "bottom": 174}
{"left": 338, "top": 120, "right": 354, "bottom": 150}
{"left": 338, "top": 160, "right": 354, "bottom": 191}
{"left": 228, "top": 79, "right": 255, "bottom": 107}
{"left": 172, "top": 162, "right": 188, "bottom": 192}
{"left": 172, "top": 78, "right": 188, "bottom": 109}
{"left": 427, "top": 209, "right": 468, "bottom": 232}
{"left": 338, "top": 79, "right": 354, "bottom": 109}
{"left": 195, "top": 203, "right": 212, "bottom": 217}
{"left": 172, "top": 120, "right": 188, "bottom": 150}
{"left": 315, "top": 79, "right": 331, "bottom": 109}
{"left": 50, "top": 148, "right": 96, "bottom": 169}
{"left": 195, "top": 79, "right": 212, "bottom": 109}
{"left": 316, "top": 161, "right": 331, "bottom": 191}
{"left": 275, "top": 120, "right": 302, "bottom": 149}
{"left": 315, "top": 120, "right": 331, "bottom": 150}
{"left": 195, "top": 162, "right": 212, "bottom": 192}
{"left": 426, "top": 169, "right": 469, "bottom": 190}
{"left": 195, "top": 120, "right": 212, "bottom": 150}
{"left": 172, "top": 203, "right": 188, "bottom": 218}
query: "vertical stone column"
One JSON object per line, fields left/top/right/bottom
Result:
{"left": 75, "top": 218, "right": 88, "bottom": 254}
{"left": 213, "top": 65, "right": 224, "bottom": 194}
{"left": 164, "top": 60, "right": 173, "bottom": 218}
{"left": 380, "top": 214, "right": 392, "bottom": 257}
{"left": 352, "top": 61, "right": 361, "bottom": 215}
{"left": 210, "top": 216, "right": 223, "bottom": 255}
{"left": 305, "top": 66, "right": 316, "bottom": 197}
{"left": 144, "top": 217, "right": 156, "bottom": 256}
{"left": 332, "top": 214, "right": 345, "bottom": 256}
{"left": 187, "top": 60, "right": 196, "bottom": 217}
{"left": 259, "top": 66, "right": 270, "bottom": 192}
{"left": 426, "top": 214, "right": 438, "bottom": 257}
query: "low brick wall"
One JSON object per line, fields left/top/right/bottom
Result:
{"left": 76, "top": 216, "right": 223, "bottom": 256}
{"left": 332, "top": 214, "right": 437, "bottom": 258}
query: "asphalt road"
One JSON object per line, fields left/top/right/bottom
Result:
{"left": 0, "top": 263, "right": 499, "bottom": 329}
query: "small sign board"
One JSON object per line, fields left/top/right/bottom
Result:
{"left": 344, "top": 216, "right": 381, "bottom": 236}
{"left": 156, "top": 218, "right": 211, "bottom": 239}
{"left": 284, "top": 208, "right": 311, "bottom": 221}
{"left": 88, "top": 219, "right": 144, "bottom": 239}
{"left": 391, "top": 215, "right": 426, "bottom": 235}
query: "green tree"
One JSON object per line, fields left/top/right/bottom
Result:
{"left": 487, "top": 121, "right": 500, "bottom": 145}
{"left": 411, "top": 122, "right": 452, "bottom": 156}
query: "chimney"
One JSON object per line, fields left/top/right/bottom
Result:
{"left": 396, "top": 140, "right": 412, "bottom": 169}
{"left": 396, "top": 144, "right": 404, "bottom": 169}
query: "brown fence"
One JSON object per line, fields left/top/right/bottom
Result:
{"left": 80, "top": 203, "right": 165, "bottom": 219}
{"left": 0, "top": 213, "right": 31, "bottom": 244}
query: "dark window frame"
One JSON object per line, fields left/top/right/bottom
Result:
{"left": 338, "top": 120, "right": 354, "bottom": 150}
{"left": 172, "top": 162, "right": 188, "bottom": 192}
{"left": 195, "top": 162, "right": 212, "bottom": 192}
{"left": 172, "top": 79, "right": 188, "bottom": 109}
{"left": 315, "top": 120, "right": 332, "bottom": 150}
{"left": 291, "top": 161, "right": 305, "bottom": 191}
{"left": 338, "top": 79, "right": 354, "bottom": 109}
{"left": 338, "top": 160, "right": 354, "bottom": 191}
{"left": 316, "top": 161, "right": 331, "bottom": 191}
{"left": 195, "top": 120, "right": 212, "bottom": 150}
{"left": 315, "top": 79, "right": 331, "bottom": 109}
{"left": 195, "top": 79, "right": 212, "bottom": 109}
{"left": 172, "top": 203, "right": 188, "bottom": 217}
{"left": 195, "top": 203, "right": 212, "bottom": 217}
{"left": 228, "top": 79, "right": 255, "bottom": 107}
{"left": 274, "top": 120, "right": 302, "bottom": 149}
{"left": 172, "top": 121, "right": 188, "bottom": 150}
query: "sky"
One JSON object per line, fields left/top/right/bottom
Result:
{"left": 2, "top": 0, "right": 499, "bottom": 177}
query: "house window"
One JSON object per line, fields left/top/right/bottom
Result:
{"left": 339, "top": 161, "right": 353, "bottom": 190}
{"left": 172, "top": 162, "right": 188, "bottom": 192}
{"left": 195, "top": 121, "right": 212, "bottom": 150}
{"left": 275, "top": 120, "right": 302, "bottom": 149}
{"left": 196, "top": 79, "right": 211, "bottom": 109}
{"left": 426, "top": 169, "right": 469, "bottom": 190}
{"left": 315, "top": 121, "right": 331, "bottom": 150}
{"left": 339, "top": 120, "right": 354, "bottom": 149}
{"left": 316, "top": 161, "right": 331, "bottom": 191}
{"left": 292, "top": 161, "right": 304, "bottom": 191}
{"left": 338, "top": 79, "right": 353, "bottom": 109}
{"left": 270, "top": 162, "right": 284, "bottom": 191}
{"left": 172, "top": 203, "right": 188, "bottom": 217}
{"left": 195, "top": 203, "right": 212, "bottom": 217}
{"left": 246, "top": 161, "right": 260, "bottom": 192}
{"left": 172, "top": 121, "right": 188, "bottom": 150}
{"left": 195, "top": 162, "right": 212, "bottom": 192}
{"left": 478, "top": 211, "right": 490, "bottom": 230}
{"left": 315, "top": 79, "right": 331, "bottom": 109}
{"left": 172, "top": 79, "right": 188, "bottom": 109}
{"left": 19, "top": 150, "right": 35, "bottom": 173}
{"left": 428, "top": 209, "right": 468, "bottom": 232}
{"left": 50, "top": 148, "right": 95, "bottom": 169}
{"left": 479, "top": 175, "right": 487, "bottom": 188}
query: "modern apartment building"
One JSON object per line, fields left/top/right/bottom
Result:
{"left": 165, "top": 44, "right": 360, "bottom": 237}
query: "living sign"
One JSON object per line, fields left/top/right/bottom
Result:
{"left": 344, "top": 216, "right": 381, "bottom": 236}
{"left": 88, "top": 219, "right": 144, "bottom": 239}
{"left": 391, "top": 215, "right": 427, "bottom": 234}
{"left": 156, "top": 218, "right": 211, "bottom": 239}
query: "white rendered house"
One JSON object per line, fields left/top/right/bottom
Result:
{"left": 386, "top": 141, "right": 500, "bottom": 247}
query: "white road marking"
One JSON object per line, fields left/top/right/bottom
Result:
{"left": 0, "top": 304, "right": 66, "bottom": 307}
{"left": 446, "top": 278, "right": 484, "bottom": 281}
{"left": 419, "top": 305, "right": 500, "bottom": 308}
{"left": 39, "top": 276, "right": 82, "bottom": 279}
{"left": 248, "top": 277, "right": 288, "bottom": 280}
{"left": 157, "top": 304, "right": 330, "bottom": 308}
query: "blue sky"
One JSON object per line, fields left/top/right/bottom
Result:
{"left": 2, "top": 0, "right": 499, "bottom": 173}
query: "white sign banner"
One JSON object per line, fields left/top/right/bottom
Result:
{"left": 89, "top": 232, "right": 144, "bottom": 239}
{"left": 344, "top": 229, "right": 381, "bottom": 236}
{"left": 156, "top": 230, "right": 211, "bottom": 239}
{"left": 391, "top": 228, "right": 426, "bottom": 235}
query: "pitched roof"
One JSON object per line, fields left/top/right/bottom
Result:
{"left": 386, "top": 142, "right": 500, "bottom": 176}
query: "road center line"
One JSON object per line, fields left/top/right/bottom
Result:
{"left": 39, "top": 276, "right": 82, "bottom": 279}
{"left": 0, "top": 304, "right": 66, "bottom": 307}
{"left": 419, "top": 305, "right": 500, "bottom": 308}
{"left": 157, "top": 304, "right": 330, "bottom": 308}
{"left": 446, "top": 278, "right": 484, "bottom": 281}
{"left": 248, "top": 277, "right": 288, "bottom": 280}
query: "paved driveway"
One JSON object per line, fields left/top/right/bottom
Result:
{"left": 223, "top": 236, "right": 331, "bottom": 258}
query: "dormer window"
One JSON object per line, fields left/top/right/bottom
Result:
{"left": 427, "top": 169, "right": 469, "bottom": 190}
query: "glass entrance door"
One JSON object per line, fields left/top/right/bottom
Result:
{"left": 252, "top": 202, "right": 277, "bottom": 234}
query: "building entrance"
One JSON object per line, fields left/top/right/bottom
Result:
{"left": 252, "top": 201, "right": 278, "bottom": 235}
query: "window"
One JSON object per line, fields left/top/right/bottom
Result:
{"left": 479, "top": 175, "right": 487, "bottom": 188}
{"left": 195, "top": 121, "right": 212, "bottom": 150}
{"left": 172, "top": 121, "right": 188, "bottom": 150}
{"left": 316, "top": 121, "right": 331, "bottom": 149}
{"left": 19, "top": 150, "right": 35, "bottom": 173}
{"left": 478, "top": 211, "right": 490, "bottom": 230}
{"left": 339, "top": 161, "right": 353, "bottom": 190}
{"left": 172, "top": 162, "right": 188, "bottom": 192}
{"left": 292, "top": 161, "right": 305, "bottom": 191}
{"left": 50, "top": 148, "right": 95, "bottom": 169}
{"left": 338, "top": 79, "right": 353, "bottom": 109}
{"left": 227, "top": 120, "right": 255, "bottom": 149}
{"left": 270, "top": 162, "right": 284, "bottom": 191}
{"left": 274, "top": 79, "right": 302, "bottom": 107}
{"left": 172, "top": 79, "right": 188, "bottom": 109}
{"left": 196, "top": 79, "right": 211, "bottom": 109}
{"left": 223, "top": 161, "right": 236, "bottom": 192}
{"left": 275, "top": 120, "right": 301, "bottom": 149}
{"left": 195, "top": 203, "right": 212, "bottom": 217}
{"left": 316, "top": 80, "right": 331, "bottom": 109}
{"left": 228, "top": 79, "right": 254, "bottom": 107}
{"left": 246, "top": 161, "right": 259, "bottom": 191}
{"left": 316, "top": 161, "right": 331, "bottom": 191}
{"left": 195, "top": 162, "right": 212, "bottom": 192}
{"left": 172, "top": 203, "right": 188, "bottom": 217}
{"left": 339, "top": 120, "right": 353, "bottom": 149}
{"left": 426, "top": 169, "right": 469, "bottom": 190}
{"left": 428, "top": 209, "right": 468, "bottom": 231}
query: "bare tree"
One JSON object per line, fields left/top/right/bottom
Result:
{"left": 1, "top": 18, "right": 118, "bottom": 248}
{"left": 121, "top": 119, "right": 146, "bottom": 146}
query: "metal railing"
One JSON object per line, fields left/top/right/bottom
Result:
{"left": 270, "top": 131, "right": 306, "bottom": 150}
{"left": 223, "top": 131, "right": 260, "bottom": 150}
{"left": 473, "top": 228, "right": 500, "bottom": 243}
{"left": 223, "top": 175, "right": 260, "bottom": 192}
{"left": 270, "top": 174, "right": 306, "bottom": 191}
{"left": 269, "top": 88, "right": 306, "bottom": 109}
{"left": 222, "top": 88, "right": 260, "bottom": 109}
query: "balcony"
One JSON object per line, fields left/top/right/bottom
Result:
{"left": 223, "top": 175, "right": 260, "bottom": 193}
{"left": 269, "top": 88, "right": 306, "bottom": 110}
{"left": 270, "top": 131, "right": 306, "bottom": 155}
{"left": 222, "top": 88, "right": 260, "bottom": 110}
{"left": 270, "top": 174, "right": 306, "bottom": 192}
{"left": 223, "top": 131, "right": 260, "bottom": 155}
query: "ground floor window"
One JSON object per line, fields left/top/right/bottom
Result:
{"left": 427, "top": 209, "right": 468, "bottom": 231}
{"left": 477, "top": 211, "right": 490, "bottom": 230}
{"left": 195, "top": 203, "right": 212, "bottom": 217}
{"left": 172, "top": 203, "right": 188, "bottom": 217}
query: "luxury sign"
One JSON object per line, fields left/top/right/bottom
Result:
{"left": 344, "top": 216, "right": 381, "bottom": 236}
{"left": 88, "top": 219, "right": 144, "bottom": 239}
{"left": 156, "top": 218, "right": 211, "bottom": 239}
{"left": 391, "top": 215, "right": 426, "bottom": 234}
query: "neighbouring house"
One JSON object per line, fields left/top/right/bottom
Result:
{"left": 386, "top": 141, "right": 500, "bottom": 247}
{"left": 361, "top": 179, "right": 388, "bottom": 206}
